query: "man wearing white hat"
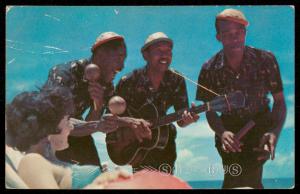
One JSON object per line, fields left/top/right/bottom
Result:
{"left": 43, "top": 32, "right": 151, "bottom": 167}
{"left": 115, "top": 32, "right": 199, "bottom": 174}
{"left": 196, "top": 8, "right": 286, "bottom": 188}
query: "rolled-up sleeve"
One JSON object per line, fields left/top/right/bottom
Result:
{"left": 264, "top": 52, "right": 284, "bottom": 94}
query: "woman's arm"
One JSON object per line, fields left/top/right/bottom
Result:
{"left": 5, "top": 163, "right": 29, "bottom": 189}
{"left": 17, "top": 153, "right": 71, "bottom": 189}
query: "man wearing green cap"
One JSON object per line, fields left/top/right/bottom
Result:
{"left": 115, "top": 32, "right": 199, "bottom": 174}
{"left": 196, "top": 9, "right": 286, "bottom": 188}
{"left": 43, "top": 32, "right": 151, "bottom": 167}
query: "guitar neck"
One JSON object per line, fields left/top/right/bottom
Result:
{"left": 73, "top": 104, "right": 209, "bottom": 131}
{"left": 151, "top": 103, "right": 208, "bottom": 129}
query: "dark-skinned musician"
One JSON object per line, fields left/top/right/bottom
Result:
{"left": 115, "top": 32, "right": 199, "bottom": 174}
{"left": 196, "top": 9, "right": 287, "bottom": 188}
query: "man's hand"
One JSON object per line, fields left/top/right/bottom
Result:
{"left": 178, "top": 102, "right": 200, "bottom": 127}
{"left": 84, "top": 169, "right": 132, "bottom": 189}
{"left": 88, "top": 82, "right": 105, "bottom": 110}
{"left": 255, "top": 132, "right": 277, "bottom": 160}
{"left": 128, "top": 118, "right": 152, "bottom": 143}
{"left": 95, "top": 114, "right": 120, "bottom": 133}
{"left": 221, "top": 131, "right": 242, "bottom": 153}
{"left": 117, "top": 117, "right": 152, "bottom": 143}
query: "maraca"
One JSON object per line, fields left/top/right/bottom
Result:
{"left": 108, "top": 96, "right": 127, "bottom": 115}
{"left": 84, "top": 63, "right": 101, "bottom": 111}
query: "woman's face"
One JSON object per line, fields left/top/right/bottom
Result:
{"left": 48, "top": 115, "right": 74, "bottom": 151}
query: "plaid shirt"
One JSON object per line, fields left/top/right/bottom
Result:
{"left": 196, "top": 46, "right": 283, "bottom": 119}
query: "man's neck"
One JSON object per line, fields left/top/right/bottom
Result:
{"left": 224, "top": 49, "right": 244, "bottom": 72}
{"left": 146, "top": 65, "right": 165, "bottom": 90}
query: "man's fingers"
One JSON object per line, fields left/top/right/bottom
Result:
{"left": 225, "top": 137, "right": 235, "bottom": 147}
{"left": 224, "top": 142, "right": 236, "bottom": 153}
{"left": 259, "top": 135, "right": 267, "bottom": 149}
{"left": 270, "top": 144, "right": 275, "bottom": 160}
{"left": 117, "top": 169, "right": 132, "bottom": 179}
{"left": 253, "top": 146, "right": 271, "bottom": 161}
{"left": 257, "top": 155, "right": 270, "bottom": 161}
{"left": 182, "top": 111, "right": 195, "bottom": 123}
{"left": 140, "top": 121, "right": 152, "bottom": 140}
{"left": 131, "top": 124, "right": 143, "bottom": 143}
{"left": 135, "top": 129, "right": 143, "bottom": 143}
{"left": 225, "top": 136, "right": 240, "bottom": 152}
{"left": 222, "top": 144, "right": 229, "bottom": 153}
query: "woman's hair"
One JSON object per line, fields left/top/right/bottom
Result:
{"left": 6, "top": 86, "right": 74, "bottom": 152}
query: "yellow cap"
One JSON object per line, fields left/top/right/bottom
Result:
{"left": 216, "top": 8, "right": 249, "bottom": 26}
{"left": 141, "top": 32, "right": 173, "bottom": 52}
{"left": 91, "top": 32, "right": 124, "bottom": 52}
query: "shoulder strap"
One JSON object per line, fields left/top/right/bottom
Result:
{"left": 5, "top": 152, "right": 18, "bottom": 172}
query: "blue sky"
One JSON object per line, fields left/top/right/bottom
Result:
{"left": 6, "top": 6, "right": 294, "bottom": 182}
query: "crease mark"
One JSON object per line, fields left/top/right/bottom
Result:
{"left": 44, "top": 14, "right": 61, "bottom": 22}
{"left": 44, "top": 45, "right": 64, "bottom": 51}
{"left": 42, "top": 50, "right": 69, "bottom": 55}
{"left": 7, "top": 58, "right": 16, "bottom": 65}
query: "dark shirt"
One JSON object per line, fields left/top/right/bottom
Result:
{"left": 115, "top": 66, "right": 189, "bottom": 167}
{"left": 43, "top": 58, "right": 114, "bottom": 166}
{"left": 44, "top": 58, "right": 114, "bottom": 119}
{"left": 196, "top": 46, "right": 283, "bottom": 147}
{"left": 116, "top": 65, "right": 189, "bottom": 123}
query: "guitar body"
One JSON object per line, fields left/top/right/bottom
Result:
{"left": 106, "top": 102, "right": 170, "bottom": 166}
{"left": 105, "top": 91, "right": 245, "bottom": 166}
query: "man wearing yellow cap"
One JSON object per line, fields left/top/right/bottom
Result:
{"left": 43, "top": 32, "right": 151, "bottom": 167}
{"left": 115, "top": 32, "right": 199, "bottom": 174}
{"left": 196, "top": 9, "right": 286, "bottom": 188}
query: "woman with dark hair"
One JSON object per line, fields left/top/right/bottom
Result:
{"left": 5, "top": 86, "right": 130, "bottom": 189}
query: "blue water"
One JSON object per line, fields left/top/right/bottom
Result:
{"left": 188, "top": 178, "right": 294, "bottom": 189}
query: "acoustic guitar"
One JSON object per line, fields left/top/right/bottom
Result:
{"left": 104, "top": 91, "right": 245, "bottom": 166}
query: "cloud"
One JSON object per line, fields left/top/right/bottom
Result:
{"left": 175, "top": 148, "right": 222, "bottom": 181}
{"left": 7, "top": 58, "right": 15, "bottom": 65}
{"left": 178, "top": 148, "right": 193, "bottom": 159}
{"left": 176, "top": 118, "right": 215, "bottom": 139}
{"left": 287, "top": 94, "right": 294, "bottom": 104}
{"left": 284, "top": 105, "right": 295, "bottom": 129}
{"left": 282, "top": 78, "right": 294, "bottom": 86}
{"left": 44, "top": 14, "right": 61, "bottom": 22}
{"left": 264, "top": 151, "right": 295, "bottom": 179}
{"left": 273, "top": 151, "right": 294, "bottom": 167}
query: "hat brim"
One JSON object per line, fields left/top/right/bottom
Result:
{"left": 141, "top": 38, "right": 173, "bottom": 52}
{"left": 91, "top": 36, "right": 124, "bottom": 52}
{"left": 216, "top": 16, "right": 249, "bottom": 27}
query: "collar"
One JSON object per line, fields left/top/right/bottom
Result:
{"left": 143, "top": 65, "right": 169, "bottom": 89}
{"left": 214, "top": 46, "right": 252, "bottom": 70}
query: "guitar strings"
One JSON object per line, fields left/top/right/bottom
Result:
{"left": 169, "top": 68, "right": 221, "bottom": 96}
